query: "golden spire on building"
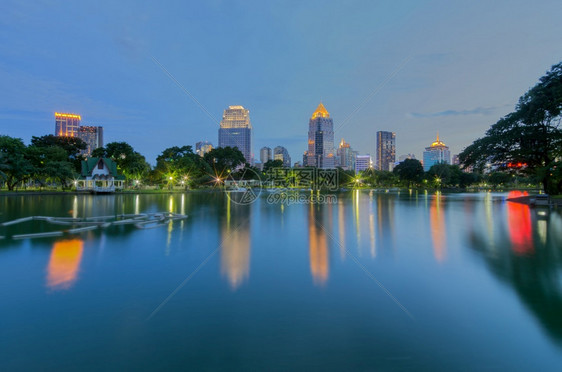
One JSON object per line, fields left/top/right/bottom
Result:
{"left": 430, "top": 132, "right": 446, "bottom": 147}
{"left": 311, "top": 102, "right": 330, "bottom": 119}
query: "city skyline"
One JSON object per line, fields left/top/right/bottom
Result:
{"left": 1, "top": 1, "right": 561, "bottom": 164}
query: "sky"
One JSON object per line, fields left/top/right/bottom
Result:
{"left": 1, "top": 0, "right": 561, "bottom": 165}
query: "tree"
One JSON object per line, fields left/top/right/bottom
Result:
{"left": 30, "top": 135, "right": 86, "bottom": 172}
{"left": 94, "top": 142, "right": 150, "bottom": 182}
{"left": 427, "top": 163, "right": 452, "bottom": 187}
{"left": 0, "top": 135, "right": 33, "bottom": 190}
{"left": 155, "top": 145, "right": 210, "bottom": 186}
{"left": 263, "top": 159, "right": 283, "bottom": 173}
{"left": 393, "top": 159, "right": 424, "bottom": 188}
{"left": 204, "top": 147, "right": 246, "bottom": 176}
{"left": 26, "top": 145, "right": 75, "bottom": 189}
{"left": 460, "top": 62, "right": 562, "bottom": 194}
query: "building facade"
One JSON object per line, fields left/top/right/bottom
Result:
{"left": 77, "top": 126, "right": 103, "bottom": 156}
{"left": 55, "top": 112, "right": 81, "bottom": 137}
{"left": 306, "top": 103, "right": 335, "bottom": 169}
{"left": 355, "top": 155, "right": 371, "bottom": 173}
{"left": 423, "top": 133, "right": 451, "bottom": 171}
{"left": 376, "top": 131, "right": 396, "bottom": 171}
{"left": 196, "top": 141, "right": 213, "bottom": 157}
{"left": 218, "top": 105, "right": 253, "bottom": 164}
{"left": 260, "top": 147, "right": 272, "bottom": 165}
{"left": 274, "top": 146, "right": 291, "bottom": 167}
{"left": 336, "top": 138, "right": 354, "bottom": 170}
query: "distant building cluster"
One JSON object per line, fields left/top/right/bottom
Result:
{"left": 195, "top": 141, "right": 213, "bottom": 157}
{"left": 55, "top": 112, "right": 103, "bottom": 156}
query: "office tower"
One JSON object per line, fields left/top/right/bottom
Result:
{"left": 218, "top": 105, "right": 252, "bottom": 164}
{"left": 306, "top": 103, "right": 335, "bottom": 169}
{"left": 355, "top": 155, "right": 371, "bottom": 173}
{"left": 55, "top": 112, "right": 81, "bottom": 137}
{"left": 452, "top": 154, "right": 460, "bottom": 165}
{"left": 77, "top": 126, "right": 103, "bottom": 156}
{"left": 336, "top": 138, "right": 355, "bottom": 170}
{"left": 196, "top": 141, "right": 213, "bottom": 157}
{"left": 398, "top": 153, "right": 416, "bottom": 162}
{"left": 260, "top": 147, "right": 272, "bottom": 164}
{"left": 423, "top": 133, "right": 451, "bottom": 171}
{"left": 376, "top": 131, "right": 396, "bottom": 171}
{"left": 273, "top": 146, "right": 291, "bottom": 167}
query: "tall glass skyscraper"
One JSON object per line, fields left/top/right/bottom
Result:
{"left": 218, "top": 105, "right": 252, "bottom": 164}
{"left": 336, "top": 138, "right": 354, "bottom": 170}
{"left": 423, "top": 133, "right": 451, "bottom": 171}
{"left": 77, "top": 126, "right": 103, "bottom": 156}
{"left": 376, "top": 131, "right": 396, "bottom": 171}
{"left": 306, "top": 103, "right": 335, "bottom": 169}
{"left": 274, "top": 146, "right": 291, "bottom": 167}
{"left": 55, "top": 112, "right": 81, "bottom": 137}
{"left": 260, "top": 147, "right": 272, "bottom": 165}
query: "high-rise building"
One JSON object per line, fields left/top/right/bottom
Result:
{"left": 355, "top": 155, "right": 371, "bottom": 173}
{"left": 77, "top": 126, "right": 103, "bottom": 156}
{"left": 398, "top": 153, "right": 416, "bottom": 163}
{"left": 260, "top": 147, "right": 272, "bottom": 165}
{"left": 423, "top": 133, "right": 451, "bottom": 171}
{"left": 306, "top": 103, "right": 335, "bottom": 169}
{"left": 452, "top": 154, "right": 460, "bottom": 165}
{"left": 55, "top": 112, "right": 81, "bottom": 137}
{"left": 196, "top": 141, "right": 213, "bottom": 157}
{"left": 376, "top": 131, "right": 396, "bottom": 171}
{"left": 336, "top": 138, "right": 354, "bottom": 170}
{"left": 218, "top": 105, "right": 252, "bottom": 164}
{"left": 274, "top": 146, "right": 291, "bottom": 167}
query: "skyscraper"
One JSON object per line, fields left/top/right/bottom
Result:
{"left": 376, "top": 131, "right": 396, "bottom": 171}
{"left": 218, "top": 105, "right": 252, "bottom": 164}
{"left": 274, "top": 146, "right": 291, "bottom": 167}
{"left": 260, "top": 147, "right": 272, "bottom": 164}
{"left": 196, "top": 141, "right": 213, "bottom": 157}
{"left": 55, "top": 112, "right": 81, "bottom": 137}
{"left": 77, "top": 126, "right": 103, "bottom": 156}
{"left": 336, "top": 138, "right": 355, "bottom": 170}
{"left": 423, "top": 133, "right": 451, "bottom": 171}
{"left": 307, "top": 103, "right": 335, "bottom": 169}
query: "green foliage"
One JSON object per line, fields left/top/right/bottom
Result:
{"left": 0, "top": 135, "right": 32, "bottom": 190}
{"left": 204, "top": 146, "right": 246, "bottom": 176}
{"left": 263, "top": 159, "right": 283, "bottom": 173}
{"left": 95, "top": 142, "right": 151, "bottom": 181}
{"left": 393, "top": 159, "right": 424, "bottom": 187}
{"left": 459, "top": 62, "right": 562, "bottom": 194}
{"left": 26, "top": 145, "right": 75, "bottom": 188}
{"left": 31, "top": 134, "right": 87, "bottom": 172}
{"left": 155, "top": 145, "right": 210, "bottom": 186}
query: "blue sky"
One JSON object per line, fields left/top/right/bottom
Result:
{"left": 1, "top": 0, "right": 561, "bottom": 164}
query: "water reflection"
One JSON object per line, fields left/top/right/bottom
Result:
{"left": 506, "top": 191, "right": 533, "bottom": 255}
{"left": 220, "top": 199, "right": 251, "bottom": 290}
{"left": 46, "top": 239, "right": 84, "bottom": 290}
{"left": 469, "top": 201, "right": 562, "bottom": 342}
{"left": 308, "top": 204, "right": 329, "bottom": 285}
{"left": 429, "top": 193, "right": 446, "bottom": 262}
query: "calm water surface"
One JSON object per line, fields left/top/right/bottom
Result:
{"left": 1, "top": 191, "right": 561, "bottom": 370}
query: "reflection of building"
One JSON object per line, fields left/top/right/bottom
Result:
{"left": 196, "top": 141, "right": 213, "bottom": 157}
{"left": 423, "top": 133, "right": 451, "bottom": 171}
{"left": 308, "top": 205, "right": 329, "bottom": 285}
{"left": 218, "top": 105, "right": 252, "bottom": 164}
{"left": 306, "top": 103, "right": 335, "bottom": 168}
{"left": 429, "top": 194, "right": 446, "bottom": 262}
{"left": 47, "top": 239, "right": 84, "bottom": 290}
{"left": 274, "top": 146, "right": 291, "bottom": 167}
{"left": 78, "top": 125, "right": 103, "bottom": 156}
{"left": 355, "top": 155, "right": 371, "bottom": 173}
{"left": 220, "top": 199, "right": 251, "bottom": 289}
{"left": 77, "top": 158, "right": 125, "bottom": 192}
{"left": 376, "top": 131, "right": 396, "bottom": 171}
{"left": 336, "top": 138, "right": 354, "bottom": 170}
{"left": 55, "top": 112, "right": 81, "bottom": 137}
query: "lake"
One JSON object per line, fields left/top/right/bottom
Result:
{"left": 1, "top": 190, "right": 561, "bottom": 370}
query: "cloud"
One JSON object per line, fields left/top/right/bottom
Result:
{"left": 408, "top": 106, "right": 500, "bottom": 118}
